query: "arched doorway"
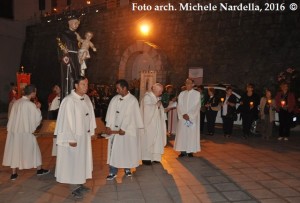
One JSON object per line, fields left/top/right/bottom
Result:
{"left": 118, "top": 40, "right": 169, "bottom": 84}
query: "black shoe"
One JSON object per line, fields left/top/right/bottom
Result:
{"left": 125, "top": 170, "right": 132, "bottom": 177}
{"left": 188, "top": 153, "right": 194, "bottom": 157}
{"left": 79, "top": 185, "right": 91, "bottom": 193}
{"left": 142, "top": 160, "right": 152, "bottom": 165}
{"left": 72, "top": 188, "right": 83, "bottom": 199}
{"left": 106, "top": 174, "right": 117, "bottom": 180}
{"left": 10, "top": 173, "right": 18, "bottom": 180}
{"left": 178, "top": 153, "right": 186, "bottom": 157}
{"left": 37, "top": 169, "right": 50, "bottom": 176}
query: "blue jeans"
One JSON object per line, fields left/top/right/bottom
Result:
{"left": 109, "top": 165, "right": 130, "bottom": 175}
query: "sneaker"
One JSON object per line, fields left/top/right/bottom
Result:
{"left": 37, "top": 169, "right": 50, "bottom": 176}
{"left": 125, "top": 170, "right": 132, "bottom": 177}
{"left": 72, "top": 188, "right": 83, "bottom": 199}
{"left": 106, "top": 174, "right": 117, "bottom": 180}
{"left": 79, "top": 185, "right": 91, "bottom": 193}
{"left": 284, "top": 137, "right": 289, "bottom": 141}
{"left": 10, "top": 173, "right": 18, "bottom": 180}
{"left": 278, "top": 137, "right": 283, "bottom": 141}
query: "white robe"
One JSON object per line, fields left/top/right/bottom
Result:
{"left": 49, "top": 96, "right": 60, "bottom": 111}
{"left": 140, "top": 92, "right": 167, "bottom": 162}
{"left": 3, "top": 96, "right": 42, "bottom": 169}
{"left": 174, "top": 89, "right": 201, "bottom": 153}
{"left": 105, "top": 92, "right": 144, "bottom": 168}
{"left": 54, "top": 90, "right": 96, "bottom": 184}
{"left": 167, "top": 101, "right": 178, "bottom": 134}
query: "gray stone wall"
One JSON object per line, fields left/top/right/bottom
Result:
{"left": 21, "top": 0, "right": 300, "bottom": 106}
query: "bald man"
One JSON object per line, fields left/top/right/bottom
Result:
{"left": 140, "top": 83, "right": 167, "bottom": 165}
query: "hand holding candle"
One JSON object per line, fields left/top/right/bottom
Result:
{"left": 250, "top": 101, "right": 254, "bottom": 108}
{"left": 267, "top": 99, "right": 272, "bottom": 107}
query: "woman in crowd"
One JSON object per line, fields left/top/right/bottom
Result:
{"left": 259, "top": 88, "right": 276, "bottom": 140}
{"left": 275, "top": 82, "right": 296, "bottom": 141}
{"left": 239, "top": 83, "right": 260, "bottom": 139}
{"left": 221, "top": 86, "right": 237, "bottom": 138}
{"left": 205, "top": 87, "right": 220, "bottom": 136}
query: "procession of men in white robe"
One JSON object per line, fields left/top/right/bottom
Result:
{"left": 2, "top": 78, "right": 202, "bottom": 199}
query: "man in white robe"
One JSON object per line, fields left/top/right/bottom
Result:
{"left": 140, "top": 83, "right": 166, "bottom": 165}
{"left": 174, "top": 78, "right": 201, "bottom": 157}
{"left": 3, "top": 84, "right": 50, "bottom": 180}
{"left": 54, "top": 76, "right": 96, "bottom": 199}
{"left": 105, "top": 79, "right": 144, "bottom": 180}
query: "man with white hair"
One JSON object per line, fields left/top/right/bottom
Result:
{"left": 174, "top": 78, "right": 201, "bottom": 157}
{"left": 140, "top": 83, "right": 167, "bottom": 165}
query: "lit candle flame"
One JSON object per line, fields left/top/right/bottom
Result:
{"left": 267, "top": 99, "right": 272, "bottom": 104}
{"left": 281, "top": 100, "right": 286, "bottom": 106}
{"left": 221, "top": 98, "right": 224, "bottom": 102}
{"left": 250, "top": 102, "right": 254, "bottom": 106}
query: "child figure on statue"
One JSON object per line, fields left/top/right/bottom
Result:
{"left": 75, "top": 31, "right": 97, "bottom": 76}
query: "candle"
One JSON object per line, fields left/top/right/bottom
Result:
{"left": 267, "top": 99, "right": 272, "bottom": 104}
{"left": 281, "top": 100, "right": 286, "bottom": 107}
{"left": 250, "top": 101, "right": 254, "bottom": 106}
{"left": 221, "top": 98, "right": 224, "bottom": 102}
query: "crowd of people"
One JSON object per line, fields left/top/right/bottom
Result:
{"left": 3, "top": 16, "right": 298, "bottom": 200}
{"left": 3, "top": 76, "right": 298, "bottom": 199}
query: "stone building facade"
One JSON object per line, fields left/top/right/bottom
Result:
{"left": 21, "top": 0, "right": 300, "bottom": 105}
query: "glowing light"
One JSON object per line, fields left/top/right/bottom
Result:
{"left": 87, "top": 1, "right": 91, "bottom": 4}
{"left": 53, "top": 8, "right": 57, "bottom": 12}
{"left": 140, "top": 24, "right": 150, "bottom": 36}
{"left": 96, "top": 10, "right": 99, "bottom": 12}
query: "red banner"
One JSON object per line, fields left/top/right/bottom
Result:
{"left": 16, "top": 72, "right": 31, "bottom": 98}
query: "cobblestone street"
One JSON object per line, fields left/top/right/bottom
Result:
{"left": 0, "top": 120, "right": 300, "bottom": 203}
